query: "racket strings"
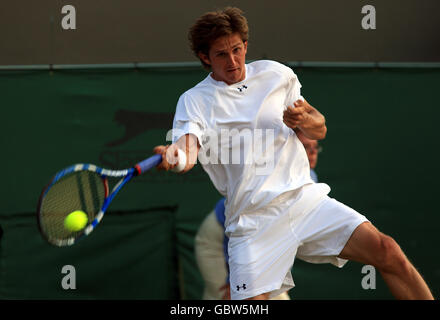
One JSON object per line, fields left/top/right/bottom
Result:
{"left": 39, "top": 171, "right": 106, "bottom": 241}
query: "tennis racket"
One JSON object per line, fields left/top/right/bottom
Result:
{"left": 37, "top": 154, "right": 163, "bottom": 247}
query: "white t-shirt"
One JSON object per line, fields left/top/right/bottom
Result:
{"left": 172, "top": 60, "right": 330, "bottom": 236}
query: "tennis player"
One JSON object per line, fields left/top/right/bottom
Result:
{"left": 154, "top": 7, "right": 433, "bottom": 300}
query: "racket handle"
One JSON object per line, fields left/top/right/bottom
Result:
{"left": 134, "top": 154, "right": 163, "bottom": 175}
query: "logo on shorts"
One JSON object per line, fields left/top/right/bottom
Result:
{"left": 236, "top": 283, "right": 247, "bottom": 291}
{"left": 237, "top": 85, "right": 248, "bottom": 92}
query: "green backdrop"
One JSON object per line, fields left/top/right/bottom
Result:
{"left": 0, "top": 64, "right": 439, "bottom": 299}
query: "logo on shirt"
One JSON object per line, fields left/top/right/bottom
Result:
{"left": 237, "top": 85, "right": 248, "bottom": 92}
{"left": 236, "top": 283, "right": 247, "bottom": 291}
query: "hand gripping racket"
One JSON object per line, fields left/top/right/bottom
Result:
{"left": 37, "top": 154, "right": 163, "bottom": 247}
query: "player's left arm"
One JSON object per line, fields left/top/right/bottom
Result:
{"left": 283, "top": 99, "right": 327, "bottom": 140}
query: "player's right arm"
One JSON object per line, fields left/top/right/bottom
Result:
{"left": 153, "top": 133, "right": 200, "bottom": 173}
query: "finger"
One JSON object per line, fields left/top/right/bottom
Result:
{"left": 283, "top": 118, "right": 298, "bottom": 129}
{"left": 294, "top": 99, "right": 303, "bottom": 107}
{"left": 285, "top": 105, "right": 305, "bottom": 117}
{"left": 285, "top": 112, "right": 302, "bottom": 123}
{"left": 284, "top": 109, "right": 297, "bottom": 120}
{"left": 283, "top": 114, "right": 294, "bottom": 124}
{"left": 284, "top": 105, "right": 297, "bottom": 115}
{"left": 291, "top": 105, "right": 305, "bottom": 114}
{"left": 154, "top": 146, "right": 174, "bottom": 171}
{"left": 157, "top": 157, "right": 169, "bottom": 169}
{"left": 153, "top": 145, "right": 166, "bottom": 154}
{"left": 283, "top": 111, "right": 302, "bottom": 123}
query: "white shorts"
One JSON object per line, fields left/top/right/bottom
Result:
{"left": 195, "top": 210, "right": 291, "bottom": 300}
{"left": 228, "top": 183, "right": 369, "bottom": 300}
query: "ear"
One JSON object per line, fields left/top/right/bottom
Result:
{"left": 243, "top": 41, "right": 248, "bottom": 54}
{"left": 198, "top": 52, "right": 211, "bottom": 67}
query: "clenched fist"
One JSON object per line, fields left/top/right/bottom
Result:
{"left": 283, "top": 99, "right": 310, "bottom": 129}
{"left": 282, "top": 99, "right": 327, "bottom": 140}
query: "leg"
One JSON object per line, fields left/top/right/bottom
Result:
{"left": 339, "top": 222, "right": 434, "bottom": 300}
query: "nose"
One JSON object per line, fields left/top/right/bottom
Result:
{"left": 227, "top": 52, "right": 237, "bottom": 66}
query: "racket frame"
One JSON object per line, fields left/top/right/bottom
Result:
{"left": 37, "top": 154, "right": 161, "bottom": 247}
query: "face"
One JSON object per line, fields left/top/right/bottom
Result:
{"left": 297, "top": 132, "right": 319, "bottom": 169}
{"left": 198, "top": 33, "right": 248, "bottom": 85}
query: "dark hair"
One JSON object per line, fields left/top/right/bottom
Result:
{"left": 188, "top": 7, "right": 249, "bottom": 70}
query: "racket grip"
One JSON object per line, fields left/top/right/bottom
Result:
{"left": 135, "top": 154, "right": 163, "bottom": 175}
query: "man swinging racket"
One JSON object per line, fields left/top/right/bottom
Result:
{"left": 154, "top": 7, "right": 434, "bottom": 300}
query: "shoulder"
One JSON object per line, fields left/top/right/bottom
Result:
{"left": 248, "top": 60, "right": 297, "bottom": 80}
{"left": 248, "top": 60, "right": 294, "bottom": 74}
{"left": 178, "top": 76, "right": 215, "bottom": 104}
{"left": 175, "top": 78, "right": 215, "bottom": 119}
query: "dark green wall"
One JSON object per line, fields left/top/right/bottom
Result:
{"left": 0, "top": 64, "right": 439, "bottom": 299}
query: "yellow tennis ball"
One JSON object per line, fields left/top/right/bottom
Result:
{"left": 64, "top": 210, "right": 88, "bottom": 232}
